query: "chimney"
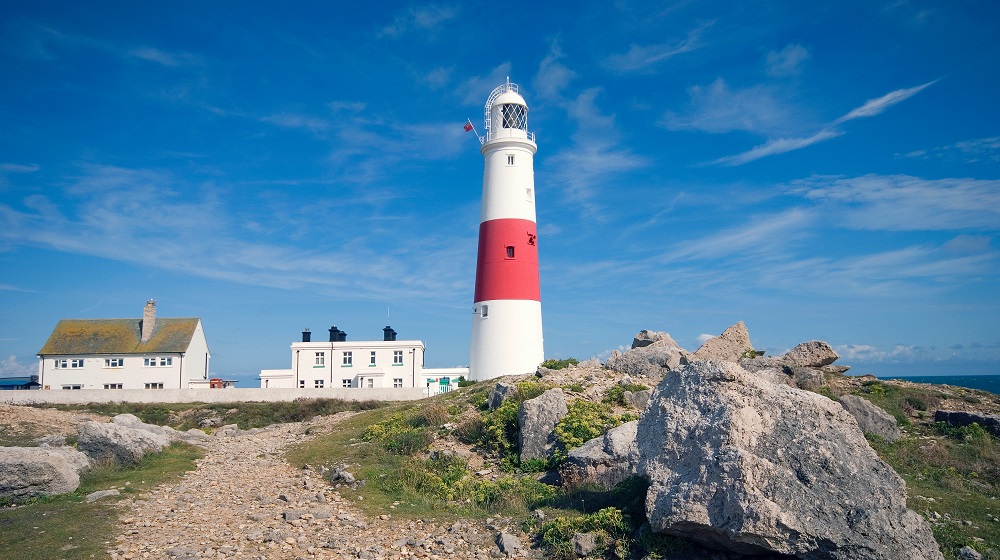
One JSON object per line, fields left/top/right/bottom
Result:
{"left": 329, "top": 326, "right": 340, "bottom": 342}
{"left": 383, "top": 326, "right": 397, "bottom": 341}
{"left": 141, "top": 300, "right": 156, "bottom": 342}
{"left": 302, "top": 328, "right": 311, "bottom": 342}
{"left": 338, "top": 329, "right": 347, "bottom": 342}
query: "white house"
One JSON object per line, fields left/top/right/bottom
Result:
{"left": 37, "top": 300, "right": 211, "bottom": 390}
{"left": 259, "top": 325, "right": 468, "bottom": 395}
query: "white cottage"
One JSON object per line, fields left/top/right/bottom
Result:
{"left": 36, "top": 300, "right": 211, "bottom": 390}
{"left": 259, "top": 325, "right": 468, "bottom": 395}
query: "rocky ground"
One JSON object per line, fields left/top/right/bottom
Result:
{"left": 107, "top": 411, "right": 531, "bottom": 560}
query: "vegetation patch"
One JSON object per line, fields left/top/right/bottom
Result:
{"left": 0, "top": 442, "right": 201, "bottom": 560}
{"left": 540, "top": 358, "right": 580, "bottom": 370}
{"left": 602, "top": 382, "right": 650, "bottom": 407}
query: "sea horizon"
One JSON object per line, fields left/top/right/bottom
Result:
{"left": 876, "top": 373, "right": 1000, "bottom": 395}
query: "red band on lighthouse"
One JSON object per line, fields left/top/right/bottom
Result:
{"left": 474, "top": 218, "right": 540, "bottom": 302}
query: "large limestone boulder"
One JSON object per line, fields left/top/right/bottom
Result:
{"left": 518, "top": 388, "right": 567, "bottom": 461}
{"left": 0, "top": 446, "right": 90, "bottom": 501}
{"left": 838, "top": 395, "right": 901, "bottom": 442}
{"left": 638, "top": 361, "right": 943, "bottom": 559}
{"left": 782, "top": 341, "right": 840, "bottom": 368}
{"left": 487, "top": 382, "right": 517, "bottom": 410}
{"left": 607, "top": 330, "right": 689, "bottom": 377}
{"left": 687, "top": 322, "right": 751, "bottom": 363}
{"left": 560, "top": 420, "right": 639, "bottom": 491}
{"left": 935, "top": 410, "right": 1000, "bottom": 438}
{"left": 111, "top": 413, "right": 209, "bottom": 444}
{"left": 77, "top": 421, "right": 170, "bottom": 467}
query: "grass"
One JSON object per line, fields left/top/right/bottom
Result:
{"left": 0, "top": 441, "right": 202, "bottom": 560}
{"left": 42, "top": 398, "right": 385, "bottom": 430}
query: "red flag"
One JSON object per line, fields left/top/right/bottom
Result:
{"left": 464, "top": 121, "right": 473, "bottom": 132}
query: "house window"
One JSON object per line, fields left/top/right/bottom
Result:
{"left": 104, "top": 383, "right": 123, "bottom": 390}
{"left": 370, "top": 351, "right": 377, "bottom": 366}
{"left": 342, "top": 351, "right": 353, "bottom": 366}
{"left": 506, "top": 245, "right": 515, "bottom": 259}
{"left": 366, "top": 378, "right": 373, "bottom": 388}
{"left": 54, "top": 359, "right": 67, "bottom": 369}
{"left": 393, "top": 350, "right": 403, "bottom": 365}
{"left": 342, "top": 378, "right": 352, "bottom": 388}
{"left": 315, "top": 352, "right": 325, "bottom": 367}
{"left": 144, "top": 357, "right": 174, "bottom": 367}
{"left": 104, "top": 358, "right": 124, "bottom": 368}
{"left": 507, "top": 154, "right": 515, "bottom": 166}
{"left": 393, "top": 378, "right": 403, "bottom": 388}
{"left": 298, "top": 380, "right": 305, "bottom": 388}
{"left": 160, "top": 357, "right": 172, "bottom": 366}
{"left": 144, "top": 383, "right": 164, "bottom": 389}
{"left": 61, "top": 384, "right": 82, "bottom": 390}
{"left": 314, "top": 379, "right": 324, "bottom": 388}
{"left": 70, "top": 359, "right": 84, "bottom": 368}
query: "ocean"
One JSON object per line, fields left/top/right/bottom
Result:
{"left": 877, "top": 374, "right": 1000, "bottom": 395}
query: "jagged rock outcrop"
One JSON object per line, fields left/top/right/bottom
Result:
{"left": 687, "top": 322, "right": 751, "bottom": 363}
{"left": 624, "top": 389, "right": 652, "bottom": 410}
{"left": 935, "top": 410, "right": 1000, "bottom": 438}
{"left": 111, "top": 413, "right": 210, "bottom": 444}
{"left": 781, "top": 341, "right": 840, "bottom": 368}
{"left": 77, "top": 420, "right": 171, "bottom": 466}
{"left": 0, "top": 446, "right": 89, "bottom": 501}
{"left": 487, "top": 382, "right": 516, "bottom": 410}
{"left": 638, "top": 361, "right": 943, "bottom": 560}
{"left": 606, "top": 330, "right": 689, "bottom": 377}
{"left": 518, "top": 388, "right": 567, "bottom": 461}
{"left": 838, "top": 395, "right": 901, "bottom": 442}
{"left": 560, "top": 420, "right": 639, "bottom": 491}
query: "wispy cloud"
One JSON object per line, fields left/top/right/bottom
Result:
{"left": 766, "top": 44, "right": 810, "bottom": 77}
{"left": 0, "top": 355, "right": 36, "bottom": 377}
{"left": 603, "top": 21, "right": 712, "bottom": 73}
{"left": 0, "top": 163, "right": 40, "bottom": 173}
{"left": 834, "top": 80, "right": 937, "bottom": 124}
{"left": 711, "top": 80, "right": 938, "bottom": 165}
{"left": 127, "top": 46, "right": 200, "bottom": 67}
{"left": 663, "top": 79, "right": 804, "bottom": 136}
{"left": 380, "top": 5, "right": 459, "bottom": 38}
{"left": 789, "top": 174, "right": 1000, "bottom": 231}
{"left": 899, "top": 136, "right": 1000, "bottom": 164}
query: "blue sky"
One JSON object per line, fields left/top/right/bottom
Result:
{"left": 2, "top": 1, "right": 998, "bottom": 385}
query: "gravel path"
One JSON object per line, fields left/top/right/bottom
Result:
{"left": 109, "top": 413, "right": 526, "bottom": 560}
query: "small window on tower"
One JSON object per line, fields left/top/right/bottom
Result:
{"left": 506, "top": 246, "right": 515, "bottom": 259}
{"left": 507, "top": 154, "right": 515, "bottom": 166}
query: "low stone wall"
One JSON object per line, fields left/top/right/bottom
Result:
{"left": 1, "top": 387, "right": 429, "bottom": 405}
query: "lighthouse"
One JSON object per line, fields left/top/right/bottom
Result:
{"left": 470, "top": 79, "right": 544, "bottom": 381}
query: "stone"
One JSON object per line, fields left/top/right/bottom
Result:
{"left": 838, "top": 395, "right": 902, "bottom": 442}
{"left": 791, "top": 366, "right": 827, "bottom": 391}
{"left": 495, "top": 532, "right": 520, "bottom": 557}
{"left": 959, "top": 546, "right": 983, "bottom": 560}
{"left": 638, "top": 361, "right": 943, "bottom": 559}
{"left": 77, "top": 420, "right": 170, "bottom": 466}
{"left": 572, "top": 532, "right": 598, "bottom": 557}
{"left": 632, "top": 330, "right": 677, "bottom": 349}
{"left": 935, "top": 410, "right": 1000, "bottom": 438}
{"left": 35, "top": 434, "right": 67, "bottom": 447}
{"left": 687, "top": 321, "right": 751, "bottom": 363}
{"left": 560, "top": 421, "right": 639, "bottom": 491}
{"left": 623, "top": 389, "right": 652, "bottom": 410}
{"left": 0, "top": 446, "right": 87, "bottom": 501}
{"left": 487, "top": 382, "right": 517, "bottom": 410}
{"left": 86, "top": 489, "right": 120, "bottom": 502}
{"left": 782, "top": 340, "right": 840, "bottom": 368}
{"left": 578, "top": 357, "right": 601, "bottom": 368}
{"left": 518, "top": 388, "right": 568, "bottom": 461}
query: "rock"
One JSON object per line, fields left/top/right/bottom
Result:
{"left": 518, "top": 388, "right": 568, "bottom": 461}
{"left": 934, "top": 410, "right": 1000, "bottom": 438}
{"left": 632, "top": 330, "right": 675, "bottom": 349}
{"left": 782, "top": 340, "right": 840, "bottom": 368}
{"left": 35, "top": 435, "right": 67, "bottom": 447}
{"left": 822, "top": 364, "right": 852, "bottom": 375}
{"left": 495, "top": 532, "right": 520, "bottom": 557}
{"left": 638, "top": 361, "right": 943, "bottom": 560}
{"left": 488, "top": 382, "right": 517, "bottom": 410}
{"left": 790, "top": 366, "right": 827, "bottom": 391}
{"left": 605, "top": 348, "right": 669, "bottom": 377}
{"left": 572, "top": 532, "right": 598, "bottom": 557}
{"left": 959, "top": 546, "right": 983, "bottom": 560}
{"left": 624, "top": 389, "right": 652, "bottom": 410}
{"left": 77, "top": 421, "right": 170, "bottom": 467}
{"left": 86, "top": 489, "right": 120, "bottom": 502}
{"left": 560, "top": 421, "right": 639, "bottom": 491}
{"left": 687, "top": 322, "right": 751, "bottom": 363}
{"left": 578, "top": 357, "right": 601, "bottom": 368}
{"left": 112, "top": 413, "right": 207, "bottom": 444}
{"left": 0, "top": 446, "right": 88, "bottom": 501}
{"left": 838, "top": 395, "right": 901, "bottom": 442}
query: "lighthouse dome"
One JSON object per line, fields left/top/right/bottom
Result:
{"left": 493, "top": 89, "right": 527, "bottom": 108}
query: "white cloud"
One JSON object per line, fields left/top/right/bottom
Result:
{"left": 603, "top": 21, "right": 712, "bottom": 73}
{"left": 380, "top": 5, "right": 459, "bottom": 38}
{"left": 127, "top": 47, "right": 199, "bottom": 67}
{"left": 696, "top": 333, "right": 715, "bottom": 345}
{"left": 790, "top": 174, "right": 1000, "bottom": 231}
{"left": 898, "top": 136, "right": 1000, "bottom": 163}
{"left": 766, "top": 44, "right": 810, "bottom": 77}
{"left": 533, "top": 40, "right": 577, "bottom": 101}
{"left": 711, "top": 129, "right": 842, "bottom": 166}
{"left": 834, "top": 80, "right": 937, "bottom": 123}
{"left": 662, "top": 208, "right": 815, "bottom": 262}
{"left": 663, "top": 79, "right": 803, "bottom": 136}
{"left": 0, "top": 355, "right": 35, "bottom": 377}
{"left": 0, "top": 163, "right": 40, "bottom": 173}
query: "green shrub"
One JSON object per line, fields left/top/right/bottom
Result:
{"left": 362, "top": 412, "right": 434, "bottom": 455}
{"left": 554, "top": 401, "right": 623, "bottom": 451}
{"left": 538, "top": 507, "right": 631, "bottom": 560}
{"left": 476, "top": 380, "right": 550, "bottom": 459}
{"left": 564, "top": 383, "right": 585, "bottom": 393}
{"left": 457, "top": 376, "right": 477, "bottom": 387}
{"left": 603, "top": 383, "right": 649, "bottom": 407}
{"left": 540, "top": 358, "right": 580, "bottom": 370}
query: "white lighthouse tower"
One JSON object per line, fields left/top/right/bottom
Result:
{"left": 470, "top": 79, "right": 544, "bottom": 381}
